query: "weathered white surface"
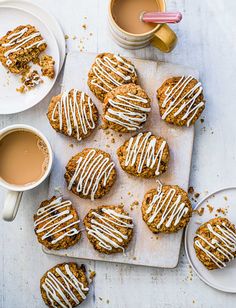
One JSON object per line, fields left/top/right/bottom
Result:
{"left": 1, "top": 0, "right": 236, "bottom": 307}
{"left": 44, "top": 51, "right": 195, "bottom": 268}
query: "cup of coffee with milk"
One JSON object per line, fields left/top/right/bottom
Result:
{"left": 0, "top": 124, "right": 53, "bottom": 221}
{"left": 108, "top": 0, "right": 181, "bottom": 51}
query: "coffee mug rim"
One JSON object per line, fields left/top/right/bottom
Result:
{"left": 109, "top": 0, "right": 166, "bottom": 37}
{"left": 0, "top": 124, "right": 53, "bottom": 192}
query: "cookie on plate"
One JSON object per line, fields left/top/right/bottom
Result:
{"left": 117, "top": 131, "right": 169, "bottom": 178}
{"left": 0, "top": 24, "right": 47, "bottom": 74}
{"left": 40, "top": 263, "right": 89, "bottom": 307}
{"left": 84, "top": 205, "right": 134, "bottom": 254}
{"left": 47, "top": 89, "right": 98, "bottom": 141}
{"left": 194, "top": 217, "right": 236, "bottom": 270}
{"left": 142, "top": 184, "right": 192, "bottom": 233}
{"left": 157, "top": 75, "right": 205, "bottom": 127}
{"left": 87, "top": 52, "right": 138, "bottom": 101}
{"left": 65, "top": 148, "right": 116, "bottom": 200}
{"left": 34, "top": 196, "right": 81, "bottom": 250}
{"left": 103, "top": 83, "right": 151, "bottom": 132}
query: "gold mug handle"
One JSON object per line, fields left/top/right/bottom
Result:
{"left": 151, "top": 24, "right": 177, "bottom": 53}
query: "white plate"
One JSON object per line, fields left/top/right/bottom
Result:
{"left": 185, "top": 187, "right": 236, "bottom": 293}
{"left": 0, "top": 0, "right": 66, "bottom": 71}
{"left": 0, "top": 6, "right": 60, "bottom": 114}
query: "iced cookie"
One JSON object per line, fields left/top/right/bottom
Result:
{"left": 117, "top": 132, "right": 169, "bottom": 178}
{"left": 34, "top": 196, "right": 81, "bottom": 250}
{"left": 0, "top": 24, "right": 47, "bottom": 74}
{"left": 194, "top": 217, "right": 236, "bottom": 270}
{"left": 157, "top": 76, "right": 205, "bottom": 127}
{"left": 40, "top": 263, "right": 89, "bottom": 307}
{"left": 87, "top": 52, "right": 138, "bottom": 101}
{"left": 142, "top": 184, "right": 192, "bottom": 233}
{"left": 103, "top": 83, "right": 151, "bottom": 132}
{"left": 84, "top": 205, "right": 134, "bottom": 254}
{"left": 47, "top": 89, "right": 99, "bottom": 141}
{"left": 65, "top": 148, "right": 116, "bottom": 200}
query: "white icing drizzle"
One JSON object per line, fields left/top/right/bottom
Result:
{"left": 91, "top": 54, "right": 136, "bottom": 93}
{"left": 124, "top": 132, "right": 167, "bottom": 176}
{"left": 34, "top": 197, "right": 80, "bottom": 244}
{"left": 68, "top": 149, "right": 115, "bottom": 201}
{"left": 86, "top": 207, "right": 134, "bottom": 252}
{"left": 2, "top": 26, "right": 45, "bottom": 66}
{"left": 195, "top": 222, "right": 236, "bottom": 269}
{"left": 105, "top": 92, "right": 151, "bottom": 131}
{"left": 42, "top": 264, "right": 89, "bottom": 308}
{"left": 51, "top": 90, "right": 96, "bottom": 141}
{"left": 161, "top": 75, "right": 205, "bottom": 126}
{"left": 146, "top": 183, "right": 189, "bottom": 229}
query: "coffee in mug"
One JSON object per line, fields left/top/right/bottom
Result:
{"left": 0, "top": 130, "right": 49, "bottom": 186}
{"left": 112, "top": 0, "right": 160, "bottom": 34}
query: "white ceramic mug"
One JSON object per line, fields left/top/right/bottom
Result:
{"left": 0, "top": 124, "right": 53, "bottom": 221}
{"left": 108, "top": 0, "right": 177, "bottom": 52}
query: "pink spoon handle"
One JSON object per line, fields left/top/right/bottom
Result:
{"left": 142, "top": 12, "right": 182, "bottom": 24}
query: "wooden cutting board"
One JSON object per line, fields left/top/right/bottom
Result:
{"left": 43, "top": 51, "right": 196, "bottom": 268}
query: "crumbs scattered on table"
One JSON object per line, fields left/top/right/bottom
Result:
{"left": 194, "top": 207, "right": 204, "bottom": 216}
{"left": 216, "top": 207, "right": 228, "bottom": 216}
{"left": 188, "top": 186, "right": 194, "bottom": 194}
{"left": 69, "top": 143, "right": 74, "bottom": 148}
{"left": 130, "top": 200, "right": 139, "bottom": 210}
{"left": 82, "top": 24, "right": 87, "bottom": 30}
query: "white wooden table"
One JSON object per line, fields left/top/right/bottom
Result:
{"left": 1, "top": 0, "right": 236, "bottom": 307}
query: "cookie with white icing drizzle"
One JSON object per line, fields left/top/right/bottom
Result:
{"left": 103, "top": 83, "right": 151, "bottom": 132}
{"left": 157, "top": 76, "right": 205, "bottom": 127}
{"left": 47, "top": 89, "right": 99, "bottom": 141}
{"left": 117, "top": 132, "right": 169, "bottom": 178}
{"left": 194, "top": 217, "right": 236, "bottom": 270}
{"left": 142, "top": 183, "right": 192, "bottom": 233}
{"left": 40, "top": 263, "right": 89, "bottom": 307}
{"left": 65, "top": 148, "right": 116, "bottom": 200}
{"left": 87, "top": 52, "right": 138, "bottom": 101}
{"left": 0, "top": 24, "right": 47, "bottom": 74}
{"left": 84, "top": 205, "right": 134, "bottom": 254}
{"left": 34, "top": 196, "right": 81, "bottom": 250}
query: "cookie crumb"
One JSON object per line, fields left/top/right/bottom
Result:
{"left": 194, "top": 207, "right": 204, "bottom": 216}
{"left": 188, "top": 186, "right": 194, "bottom": 194}
{"left": 65, "top": 34, "right": 69, "bottom": 40}
{"left": 89, "top": 271, "right": 96, "bottom": 280}
{"left": 194, "top": 192, "right": 200, "bottom": 198}
{"left": 111, "top": 138, "right": 115, "bottom": 144}
{"left": 207, "top": 204, "right": 214, "bottom": 213}
{"left": 69, "top": 143, "right": 74, "bottom": 148}
{"left": 224, "top": 196, "right": 228, "bottom": 201}
{"left": 82, "top": 24, "right": 87, "bottom": 30}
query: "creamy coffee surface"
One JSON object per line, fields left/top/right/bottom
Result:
{"left": 112, "top": 0, "right": 160, "bottom": 34}
{"left": 0, "top": 131, "right": 49, "bottom": 186}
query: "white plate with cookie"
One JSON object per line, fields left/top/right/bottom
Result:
{"left": 0, "top": 6, "right": 60, "bottom": 114}
{"left": 185, "top": 187, "right": 236, "bottom": 293}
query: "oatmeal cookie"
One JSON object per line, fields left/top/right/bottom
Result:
{"left": 40, "top": 54, "right": 55, "bottom": 79}
{"left": 157, "top": 76, "right": 205, "bottom": 127}
{"left": 40, "top": 263, "right": 89, "bottom": 307}
{"left": 117, "top": 131, "right": 169, "bottom": 178}
{"left": 142, "top": 184, "right": 192, "bottom": 233}
{"left": 103, "top": 83, "right": 151, "bottom": 132}
{"left": 47, "top": 89, "right": 99, "bottom": 141}
{"left": 0, "top": 24, "right": 47, "bottom": 74}
{"left": 84, "top": 205, "right": 134, "bottom": 254}
{"left": 34, "top": 196, "right": 81, "bottom": 250}
{"left": 194, "top": 217, "right": 236, "bottom": 270}
{"left": 87, "top": 52, "right": 138, "bottom": 101}
{"left": 65, "top": 148, "right": 116, "bottom": 200}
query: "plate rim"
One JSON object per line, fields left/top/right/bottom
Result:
{"left": 0, "top": 5, "right": 60, "bottom": 115}
{"left": 184, "top": 186, "right": 236, "bottom": 293}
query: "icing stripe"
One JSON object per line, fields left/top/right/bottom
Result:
{"left": 42, "top": 264, "right": 89, "bottom": 308}
{"left": 161, "top": 75, "right": 204, "bottom": 126}
{"left": 105, "top": 92, "right": 151, "bottom": 131}
{"left": 124, "top": 132, "right": 167, "bottom": 176}
{"left": 51, "top": 90, "right": 96, "bottom": 141}
{"left": 86, "top": 208, "right": 134, "bottom": 252}
{"left": 34, "top": 197, "right": 80, "bottom": 244}
{"left": 67, "top": 149, "right": 115, "bottom": 201}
